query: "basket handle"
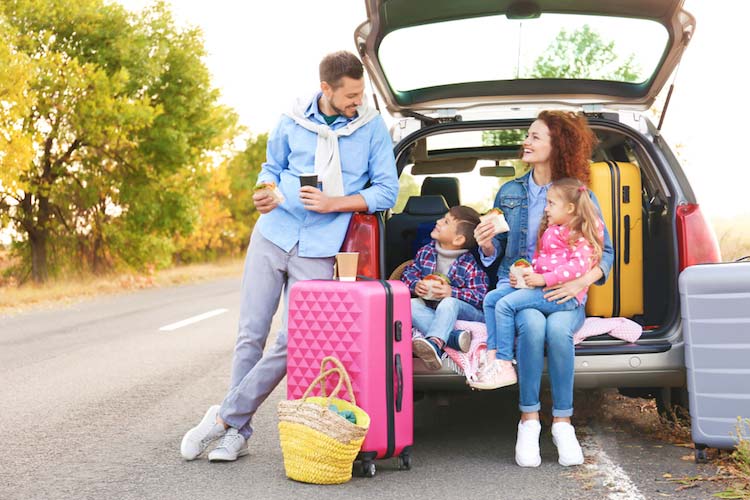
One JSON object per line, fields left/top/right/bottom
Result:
{"left": 313, "top": 356, "right": 357, "bottom": 406}
{"left": 300, "top": 367, "right": 346, "bottom": 406}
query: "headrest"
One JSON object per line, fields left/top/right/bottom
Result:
{"left": 421, "top": 176, "right": 460, "bottom": 207}
{"left": 403, "top": 195, "right": 449, "bottom": 216}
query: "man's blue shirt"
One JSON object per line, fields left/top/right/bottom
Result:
{"left": 255, "top": 93, "right": 398, "bottom": 257}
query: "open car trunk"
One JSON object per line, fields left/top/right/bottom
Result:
{"left": 384, "top": 116, "right": 680, "bottom": 357}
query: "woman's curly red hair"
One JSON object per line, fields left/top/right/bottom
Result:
{"left": 536, "top": 111, "right": 598, "bottom": 185}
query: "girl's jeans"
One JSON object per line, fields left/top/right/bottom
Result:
{"left": 411, "top": 297, "right": 484, "bottom": 342}
{"left": 482, "top": 281, "right": 517, "bottom": 360}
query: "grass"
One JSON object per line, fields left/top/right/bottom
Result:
{"left": 0, "top": 258, "right": 244, "bottom": 316}
{"left": 712, "top": 215, "right": 750, "bottom": 262}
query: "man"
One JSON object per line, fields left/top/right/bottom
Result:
{"left": 180, "top": 51, "right": 399, "bottom": 462}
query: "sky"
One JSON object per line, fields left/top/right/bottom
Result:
{"left": 115, "top": 0, "right": 749, "bottom": 220}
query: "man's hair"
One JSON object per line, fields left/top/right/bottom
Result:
{"left": 449, "top": 205, "right": 481, "bottom": 249}
{"left": 319, "top": 51, "right": 364, "bottom": 88}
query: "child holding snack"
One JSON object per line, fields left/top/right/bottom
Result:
{"left": 472, "top": 177, "right": 604, "bottom": 389}
{"left": 400, "top": 206, "right": 489, "bottom": 370}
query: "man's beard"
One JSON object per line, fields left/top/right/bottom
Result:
{"left": 329, "top": 98, "right": 356, "bottom": 117}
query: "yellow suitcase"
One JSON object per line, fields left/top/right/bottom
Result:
{"left": 586, "top": 161, "right": 644, "bottom": 318}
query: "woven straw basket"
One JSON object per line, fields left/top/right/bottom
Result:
{"left": 278, "top": 356, "right": 370, "bottom": 484}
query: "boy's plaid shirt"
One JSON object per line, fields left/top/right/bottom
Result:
{"left": 401, "top": 241, "right": 489, "bottom": 309}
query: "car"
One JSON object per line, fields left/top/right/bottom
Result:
{"left": 341, "top": 0, "right": 723, "bottom": 412}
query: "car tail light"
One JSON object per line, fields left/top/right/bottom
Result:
{"left": 340, "top": 213, "right": 380, "bottom": 279}
{"left": 676, "top": 203, "right": 721, "bottom": 271}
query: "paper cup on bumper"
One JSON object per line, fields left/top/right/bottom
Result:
{"left": 335, "top": 252, "right": 358, "bottom": 281}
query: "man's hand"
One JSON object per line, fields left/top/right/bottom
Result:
{"left": 414, "top": 280, "right": 429, "bottom": 298}
{"left": 300, "top": 186, "right": 334, "bottom": 213}
{"left": 543, "top": 276, "right": 586, "bottom": 304}
{"left": 474, "top": 220, "right": 497, "bottom": 257}
{"left": 253, "top": 189, "right": 278, "bottom": 214}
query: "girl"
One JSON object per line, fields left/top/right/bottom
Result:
{"left": 473, "top": 178, "right": 604, "bottom": 392}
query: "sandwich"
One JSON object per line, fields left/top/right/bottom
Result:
{"left": 509, "top": 258, "right": 532, "bottom": 289}
{"left": 422, "top": 273, "right": 450, "bottom": 300}
{"left": 479, "top": 208, "right": 509, "bottom": 235}
{"left": 254, "top": 181, "right": 285, "bottom": 204}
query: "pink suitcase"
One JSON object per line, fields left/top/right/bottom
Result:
{"left": 287, "top": 279, "right": 413, "bottom": 477}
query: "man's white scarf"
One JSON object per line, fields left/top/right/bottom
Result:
{"left": 284, "top": 94, "right": 379, "bottom": 197}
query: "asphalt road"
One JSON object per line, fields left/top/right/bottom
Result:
{"left": 0, "top": 278, "right": 721, "bottom": 500}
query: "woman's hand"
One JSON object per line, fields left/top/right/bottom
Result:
{"left": 474, "top": 220, "right": 497, "bottom": 257}
{"left": 543, "top": 276, "right": 586, "bottom": 304}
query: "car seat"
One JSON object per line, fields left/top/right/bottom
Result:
{"left": 385, "top": 195, "right": 449, "bottom": 277}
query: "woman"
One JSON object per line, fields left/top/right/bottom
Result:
{"left": 474, "top": 111, "right": 614, "bottom": 467}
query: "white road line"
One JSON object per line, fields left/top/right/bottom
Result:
{"left": 159, "top": 308, "right": 228, "bottom": 332}
{"left": 579, "top": 426, "right": 647, "bottom": 500}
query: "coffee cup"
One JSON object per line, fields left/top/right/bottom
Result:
{"left": 335, "top": 252, "right": 359, "bottom": 281}
{"left": 299, "top": 173, "right": 318, "bottom": 188}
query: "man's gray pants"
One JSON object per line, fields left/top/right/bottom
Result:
{"left": 219, "top": 228, "right": 334, "bottom": 439}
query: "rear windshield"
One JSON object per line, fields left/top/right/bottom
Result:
{"left": 378, "top": 13, "right": 668, "bottom": 92}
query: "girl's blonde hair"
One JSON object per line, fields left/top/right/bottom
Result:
{"left": 537, "top": 177, "right": 604, "bottom": 263}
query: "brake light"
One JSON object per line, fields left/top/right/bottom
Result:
{"left": 340, "top": 213, "right": 380, "bottom": 279}
{"left": 676, "top": 203, "right": 721, "bottom": 271}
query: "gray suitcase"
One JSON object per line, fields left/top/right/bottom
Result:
{"left": 679, "top": 262, "right": 750, "bottom": 457}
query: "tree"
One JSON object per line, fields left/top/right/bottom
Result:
{"left": 530, "top": 24, "right": 639, "bottom": 82}
{"left": 0, "top": 0, "right": 237, "bottom": 282}
{"left": 483, "top": 25, "right": 639, "bottom": 154}
{"left": 174, "top": 133, "right": 266, "bottom": 263}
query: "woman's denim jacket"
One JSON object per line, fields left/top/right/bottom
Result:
{"left": 484, "top": 171, "right": 614, "bottom": 287}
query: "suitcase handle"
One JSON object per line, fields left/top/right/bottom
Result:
{"left": 395, "top": 354, "right": 403, "bottom": 412}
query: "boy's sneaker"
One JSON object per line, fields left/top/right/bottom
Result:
{"left": 515, "top": 419, "right": 542, "bottom": 467}
{"left": 447, "top": 329, "right": 472, "bottom": 353}
{"left": 208, "top": 428, "right": 249, "bottom": 462}
{"left": 412, "top": 337, "right": 443, "bottom": 370}
{"left": 551, "top": 422, "right": 584, "bottom": 466}
{"left": 180, "top": 405, "right": 226, "bottom": 460}
{"left": 469, "top": 359, "right": 517, "bottom": 390}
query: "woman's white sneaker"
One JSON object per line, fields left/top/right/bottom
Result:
{"left": 208, "top": 428, "right": 249, "bottom": 462}
{"left": 180, "top": 405, "right": 226, "bottom": 460}
{"left": 551, "top": 421, "right": 584, "bottom": 466}
{"left": 515, "top": 419, "right": 542, "bottom": 467}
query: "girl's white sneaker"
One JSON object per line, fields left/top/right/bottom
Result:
{"left": 515, "top": 419, "right": 542, "bottom": 467}
{"left": 551, "top": 421, "right": 584, "bottom": 466}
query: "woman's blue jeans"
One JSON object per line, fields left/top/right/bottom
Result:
{"left": 516, "top": 305, "right": 585, "bottom": 417}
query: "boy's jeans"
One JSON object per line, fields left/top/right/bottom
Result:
{"left": 411, "top": 297, "right": 484, "bottom": 343}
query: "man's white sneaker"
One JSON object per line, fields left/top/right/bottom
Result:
{"left": 551, "top": 422, "right": 584, "bottom": 466}
{"left": 515, "top": 419, "right": 542, "bottom": 467}
{"left": 208, "top": 428, "right": 249, "bottom": 462}
{"left": 180, "top": 405, "right": 226, "bottom": 460}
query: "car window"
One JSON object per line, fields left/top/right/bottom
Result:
{"left": 379, "top": 13, "right": 667, "bottom": 92}
{"left": 394, "top": 128, "right": 530, "bottom": 214}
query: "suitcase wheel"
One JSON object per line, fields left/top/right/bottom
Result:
{"left": 360, "top": 460, "right": 376, "bottom": 478}
{"left": 398, "top": 451, "right": 412, "bottom": 471}
{"left": 694, "top": 446, "right": 708, "bottom": 464}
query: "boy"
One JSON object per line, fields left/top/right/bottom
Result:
{"left": 401, "top": 206, "right": 489, "bottom": 370}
